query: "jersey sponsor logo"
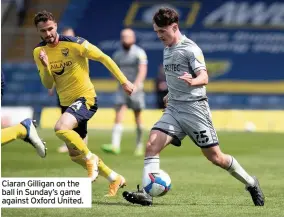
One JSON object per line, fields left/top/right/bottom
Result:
{"left": 164, "top": 64, "right": 180, "bottom": 72}
{"left": 51, "top": 61, "right": 72, "bottom": 75}
{"left": 50, "top": 61, "right": 72, "bottom": 69}
{"left": 53, "top": 67, "right": 65, "bottom": 75}
{"left": 61, "top": 48, "right": 69, "bottom": 57}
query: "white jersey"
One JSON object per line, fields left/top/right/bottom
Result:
{"left": 163, "top": 35, "right": 207, "bottom": 102}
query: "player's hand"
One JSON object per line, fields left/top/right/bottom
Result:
{"left": 48, "top": 89, "right": 54, "bottom": 96}
{"left": 178, "top": 72, "right": 193, "bottom": 85}
{"left": 39, "top": 49, "right": 49, "bottom": 67}
{"left": 163, "top": 94, "right": 168, "bottom": 107}
{"left": 122, "top": 80, "right": 135, "bottom": 96}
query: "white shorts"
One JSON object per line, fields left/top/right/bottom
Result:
{"left": 152, "top": 99, "right": 219, "bottom": 148}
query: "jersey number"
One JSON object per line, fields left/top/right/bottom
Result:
{"left": 193, "top": 130, "right": 209, "bottom": 144}
{"left": 70, "top": 101, "right": 82, "bottom": 112}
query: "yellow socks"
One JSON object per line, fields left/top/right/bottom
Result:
{"left": 1, "top": 124, "right": 27, "bottom": 146}
{"left": 98, "top": 158, "right": 118, "bottom": 182}
{"left": 57, "top": 129, "right": 119, "bottom": 182}
{"left": 55, "top": 130, "right": 90, "bottom": 156}
{"left": 71, "top": 154, "right": 118, "bottom": 182}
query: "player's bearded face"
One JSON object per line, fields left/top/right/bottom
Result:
{"left": 121, "top": 33, "right": 135, "bottom": 50}
{"left": 37, "top": 20, "right": 58, "bottom": 44}
{"left": 122, "top": 42, "right": 133, "bottom": 50}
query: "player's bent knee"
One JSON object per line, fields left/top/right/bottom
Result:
{"left": 54, "top": 123, "right": 62, "bottom": 132}
{"left": 54, "top": 126, "right": 60, "bottom": 132}
{"left": 54, "top": 123, "right": 70, "bottom": 132}
{"left": 69, "top": 149, "right": 81, "bottom": 157}
{"left": 145, "top": 141, "right": 160, "bottom": 156}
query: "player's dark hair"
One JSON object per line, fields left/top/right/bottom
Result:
{"left": 34, "top": 10, "right": 56, "bottom": 26}
{"left": 153, "top": 7, "right": 179, "bottom": 27}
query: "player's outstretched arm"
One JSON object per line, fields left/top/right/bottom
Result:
{"left": 80, "top": 41, "right": 135, "bottom": 95}
{"left": 99, "top": 55, "right": 135, "bottom": 95}
{"left": 82, "top": 41, "right": 127, "bottom": 83}
{"left": 33, "top": 48, "right": 54, "bottom": 89}
{"left": 121, "top": 80, "right": 135, "bottom": 96}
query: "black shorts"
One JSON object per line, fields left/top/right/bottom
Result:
{"left": 61, "top": 97, "right": 98, "bottom": 139}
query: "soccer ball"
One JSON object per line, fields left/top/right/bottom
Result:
{"left": 143, "top": 169, "right": 171, "bottom": 197}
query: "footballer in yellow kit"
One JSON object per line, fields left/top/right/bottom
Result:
{"left": 33, "top": 10, "right": 135, "bottom": 196}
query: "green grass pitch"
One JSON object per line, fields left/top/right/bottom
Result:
{"left": 1, "top": 129, "right": 284, "bottom": 217}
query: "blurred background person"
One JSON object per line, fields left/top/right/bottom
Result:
{"left": 101, "top": 28, "right": 148, "bottom": 156}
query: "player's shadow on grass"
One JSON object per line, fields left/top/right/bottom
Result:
{"left": 93, "top": 201, "right": 133, "bottom": 206}
{"left": 93, "top": 201, "right": 252, "bottom": 207}
{"left": 93, "top": 201, "right": 180, "bottom": 206}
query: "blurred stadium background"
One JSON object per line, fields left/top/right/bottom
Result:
{"left": 1, "top": 0, "right": 284, "bottom": 131}
{"left": 2, "top": 1, "right": 284, "bottom": 216}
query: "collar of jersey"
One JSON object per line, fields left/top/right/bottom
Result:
{"left": 167, "top": 35, "right": 186, "bottom": 49}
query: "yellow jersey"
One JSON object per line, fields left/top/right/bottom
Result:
{"left": 33, "top": 35, "right": 127, "bottom": 107}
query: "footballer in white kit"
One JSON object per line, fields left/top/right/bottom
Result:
{"left": 152, "top": 35, "right": 218, "bottom": 148}
{"left": 123, "top": 7, "right": 265, "bottom": 207}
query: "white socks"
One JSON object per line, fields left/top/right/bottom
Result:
{"left": 141, "top": 155, "right": 255, "bottom": 190}
{"left": 112, "top": 124, "right": 144, "bottom": 149}
{"left": 112, "top": 124, "right": 123, "bottom": 149}
{"left": 84, "top": 152, "right": 93, "bottom": 160}
{"left": 227, "top": 156, "right": 255, "bottom": 187}
{"left": 107, "top": 171, "right": 119, "bottom": 182}
{"left": 142, "top": 156, "right": 160, "bottom": 187}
